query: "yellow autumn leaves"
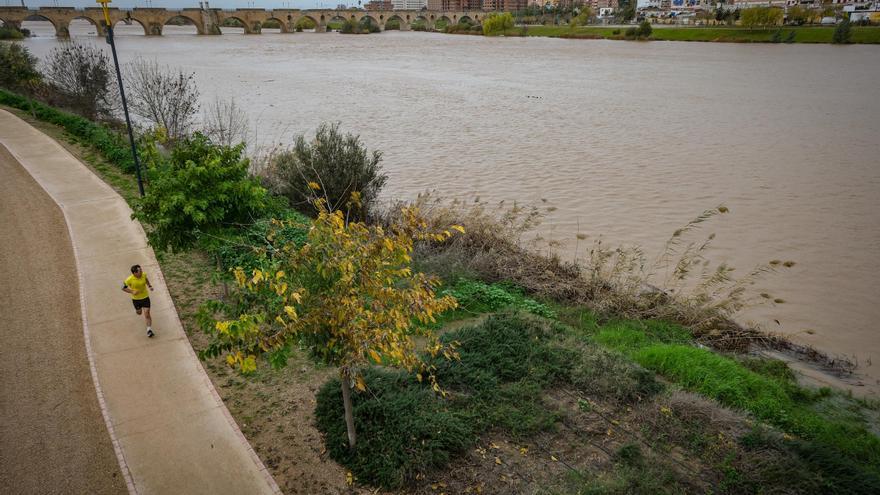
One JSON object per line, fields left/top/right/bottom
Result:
{"left": 212, "top": 194, "right": 465, "bottom": 399}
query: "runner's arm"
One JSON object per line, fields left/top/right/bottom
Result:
{"left": 122, "top": 282, "right": 134, "bottom": 294}
{"left": 145, "top": 275, "right": 154, "bottom": 290}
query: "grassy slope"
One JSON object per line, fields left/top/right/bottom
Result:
{"left": 507, "top": 25, "right": 880, "bottom": 44}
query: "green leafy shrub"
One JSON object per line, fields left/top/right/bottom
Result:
{"left": 832, "top": 18, "right": 852, "bottom": 44}
{"left": 385, "top": 18, "right": 400, "bottom": 30}
{"left": 0, "top": 26, "right": 25, "bottom": 40}
{"left": 133, "top": 133, "right": 269, "bottom": 252}
{"left": 0, "top": 43, "right": 40, "bottom": 93}
{"left": 316, "top": 368, "right": 472, "bottom": 488}
{"left": 199, "top": 208, "right": 309, "bottom": 271}
{"left": 316, "top": 313, "right": 657, "bottom": 489}
{"left": 441, "top": 279, "right": 555, "bottom": 318}
{"left": 263, "top": 122, "right": 386, "bottom": 221}
{"left": 0, "top": 89, "right": 136, "bottom": 172}
{"left": 483, "top": 12, "right": 514, "bottom": 36}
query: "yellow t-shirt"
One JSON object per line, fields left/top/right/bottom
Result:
{"left": 124, "top": 273, "right": 150, "bottom": 300}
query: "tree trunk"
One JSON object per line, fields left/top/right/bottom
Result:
{"left": 340, "top": 368, "right": 357, "bottom": 449}
{"left": 215, "top": 255, "right": 229, "bottom": 299}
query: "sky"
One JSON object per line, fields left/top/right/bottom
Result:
{"left": 9, "top": 1, "right": 349, "bottom": 10}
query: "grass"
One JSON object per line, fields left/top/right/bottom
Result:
{"left": 505, "top": 25, "right": 880, "bottom": 44}
{"left": 438, "top": 278, "right": 556, "bottom": 320}
{"left": 576, "top": 313, "right": 880, "bottom": 492}
{"left": 315, "top": 312, "right": 660, "bottom": 489}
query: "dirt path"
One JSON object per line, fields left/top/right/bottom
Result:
{"left": 0, "top": 145, "right": 125, "bottom": 494}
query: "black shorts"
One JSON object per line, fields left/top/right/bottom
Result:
{"left": 132, "top": 297, "right": 151, "bottom": 311}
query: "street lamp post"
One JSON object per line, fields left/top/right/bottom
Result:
{"left": 98, "top": 0, "right": 145, "bottom": 197}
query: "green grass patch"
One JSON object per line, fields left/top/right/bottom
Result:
{"left": 590, "top": 320, "right": 880, "bottom": 488}
{"left": 315, "top": 312, "right": 659, "bottom": 489}
{"left": 440, "top": 279, "right": 556, "bottom": 319}
{"left": 504, "top": 25, "right": 880, "bottom": 44}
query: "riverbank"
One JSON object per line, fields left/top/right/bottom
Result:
{"left": 3, "top": 91, "right": 879, "bottom": 493}
{"left": 502, "top": 25, "right": 880, "bottom": 43}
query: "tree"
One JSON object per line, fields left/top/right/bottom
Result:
{"left": 265, "top": 123, "right": 386, "bottom": 222}
{"left": 125, "top": 58, "right": 200, "bottom": 143}
{"left": 787, "top": 6, "right": 808, "bottom": 25}
{"left": 483, "top": 12, "right": 514, "bottom": 35}
{"left": 0, "top": 43, "right": 40, "bottom": 94}
{"left": 616, "top": 0, "right": 637, "bottom": 23}
{"left": 832, "top": 17, "right": 851, "bottom": 44}
{"left": 203, "top": 196, "right": 462, "bottom": 448}
{"left": 44, "top": 42, "right": 115, "bottom": 120}
{"left": 570, "top": 7, "right": 592, "bottom": 28}
{"left": 740, "top": 7, "right": 783, "bottom": 30}
{"left": 201, "top": 97, "right": 249, "bottom": 148}
{"left": 133, "top": 133, "right": 269, "bottom": 252}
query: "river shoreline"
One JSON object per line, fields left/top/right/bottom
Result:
{"left": 496, "top": 24, "right": 880, "bottom": 44}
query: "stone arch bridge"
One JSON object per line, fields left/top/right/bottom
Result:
{"left": 0, "top": 6, "right": 497, "bottom": 37}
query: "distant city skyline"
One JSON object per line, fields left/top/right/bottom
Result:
{"left": 8, "top": 1, "right": 350, "bottom": 10}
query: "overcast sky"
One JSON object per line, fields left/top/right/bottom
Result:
{"left": 10, "top": 1, "right": 350, "bottom": 10}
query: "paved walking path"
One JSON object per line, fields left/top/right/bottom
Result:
{"left": 0, "top": 109, "right": 281, "bottom": 495}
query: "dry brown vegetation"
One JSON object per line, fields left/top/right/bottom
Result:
{"left": 383, "top": 193, "right": 852, "bottom": 373}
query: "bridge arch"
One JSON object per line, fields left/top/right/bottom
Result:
{"left": 163, "top": 15, "right": 202, "bottom": 35}
{"left": 412, "top": 15, "right": 432, "bottom": 31}
{"left": 360, "top": 15, "right": 379, "bottom": 30}
{"left": 384, "top": 14, "right": 404, "bottom": 31}
{"left": 114, "top": 17, "right": 148, "bottom": 36}
{"left": 294, "top": 15, "right": 318, "bottom": 32}
{"left": 459, "top": 15, "right": 474, "bottom": 25}
{"left": 263, "top": 17, "right": 289, "bottom": 33}
{"left": 218, "top": 16, "right": 252, "bottom": 34}
{"left": 68, "top": 16, "right": 105, "bottom": 37}
{"left": 23, "top": 14, "right": 63, "bottom": 37}
{"left": 325, "top": 14, "right": 346, "bottom": 32}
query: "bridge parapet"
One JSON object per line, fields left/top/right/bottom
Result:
{"left": 0, "top": 6, "right": 498, "bottom": 37}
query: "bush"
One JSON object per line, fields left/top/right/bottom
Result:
{"left": 440, "top": 279, "right": 556, "bottom": 319}
{"left": 199, "top": 208, "right": 310, "bottom": 272}
{"left": 385, "top": 18, "right": 400, "bottom": 30}
{"left": 133, "top": 133, "right": 269, "bottom": 252}
{"left": 483, "top": 12, "right": 514, "bottom": 36}
{"left": 0, "top": 26, "right": 25, "bottom": 40}
{"left": 44, "top": 42, "right": 117, "bottom": 121}
{"left": 315, "top": 313, "right": 661, "bottom": 488}
{"left": 263, "top": 122, "right": 386, "bottom": 221}
{"left": 832, "top": 17, "right": 852, "bottom": 44}
{"left": 741, "top": 6, "right": 784, "bottom": 29}
{"left": 0, "top": 89, "right": 136, "bottom": 172}
{"left": 0, "top": 43, "right": 40, "bottom": 94}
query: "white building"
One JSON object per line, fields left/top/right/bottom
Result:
{"left": 392, "top": 0, "right": 428, "bottom": 9}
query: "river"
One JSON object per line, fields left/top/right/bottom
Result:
{"left": 20, "top": 21, "right": 880, "bottom": 394}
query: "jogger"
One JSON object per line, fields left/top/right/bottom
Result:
{"left": 122, "top": 264, "right": 155, "bottom": 337}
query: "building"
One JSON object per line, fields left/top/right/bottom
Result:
{"left": 589, "top": 0, "right": 619, "bottom": 12}
{"left": 484, "top": 0, "right": 530, "bottom": 9}
{"left": 392, "top": 0, "right": 428, "bottom": 9}
{"left": 427, "top": 0, "right": 465, "bottom": 9}
{"left": 365, "top": 0, "right": 394, "bottom": 9}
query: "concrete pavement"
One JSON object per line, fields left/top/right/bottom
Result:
{"left": 0, "top": 109, "right": 282, "bottom": 494}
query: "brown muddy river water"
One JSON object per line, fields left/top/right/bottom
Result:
{"left": 21, "top": 21, "right": 880, "bottom": 393}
